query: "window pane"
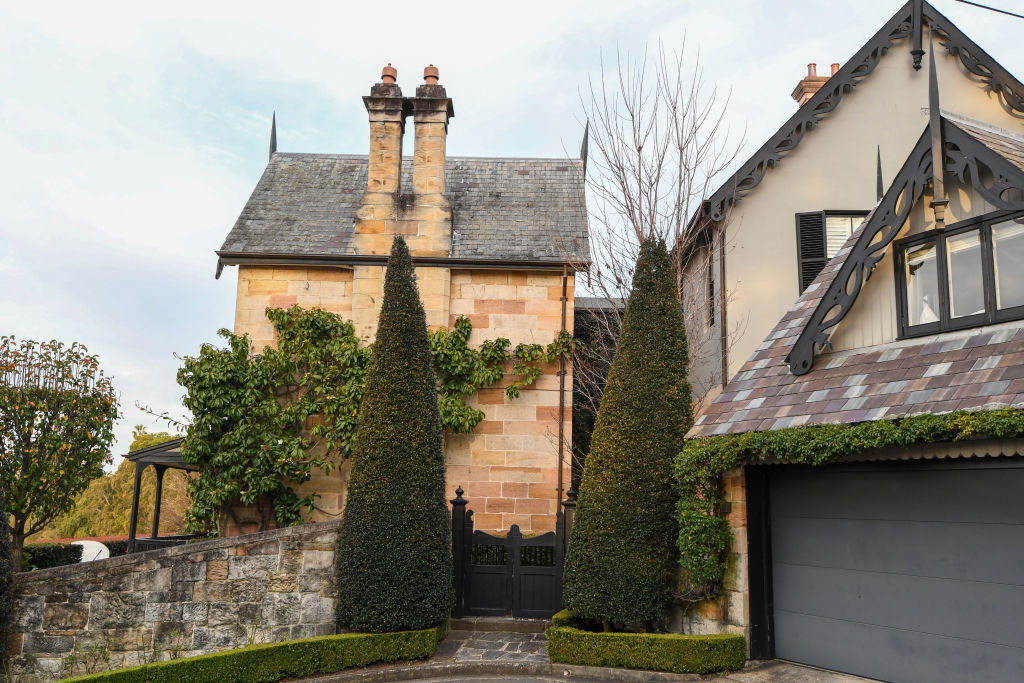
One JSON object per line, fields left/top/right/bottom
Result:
{"left": 825, "top": 215, "right": 856, "bottom": 258}
{"left": 993, "top": 218, "right": 1024, "bottom": 310}
{"left": 946, "top": 230, "right": 985, "bottom": 319}
{"left": 905, "top": 243, "right": 940, "bottom": 326}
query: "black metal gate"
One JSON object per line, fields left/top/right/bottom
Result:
{"left": 450, "top": 487, "right": 572, "bottom": 619}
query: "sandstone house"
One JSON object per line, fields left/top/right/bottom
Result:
{"left": 215, "top": 65, "right": 589, "bottom": 535}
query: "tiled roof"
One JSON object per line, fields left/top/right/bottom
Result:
{"left": 689, "top": 221, "right": 1024, "bottom": 438}
{"left": 952, "top": 117, "right": 1024, "bottom": 173}
{"left": 219, "top": 153, "right": 589, "bottom": 263}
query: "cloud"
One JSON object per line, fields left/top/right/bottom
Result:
{"left": 1, "top": 0, "right": 1020, "bottom": 463}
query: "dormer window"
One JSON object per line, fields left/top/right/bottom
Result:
{"left": 796, "top": 211, "right": 869, "bottom": 292}
{"left": 895, "top": 210, "right": 1024, "bottom": 338}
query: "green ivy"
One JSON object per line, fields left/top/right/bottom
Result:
{"left": 675, "top": 407, "right": 1024, "bottom": 603}
{"left": 179, "top": 306, "right": 575, "bottom": 533}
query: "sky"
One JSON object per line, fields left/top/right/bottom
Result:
{"left": 1, "top": 0, "right": 1020, "bottom": 462}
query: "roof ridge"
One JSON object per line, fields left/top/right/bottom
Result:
{"left": 270, "top": 152, "right": 582, "bottom": 164}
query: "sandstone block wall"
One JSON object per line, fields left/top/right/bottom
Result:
{"left": 679, "top": 467, "right": 748, "bottom": 639}
{"left": 10, "top": 522, "right": 340, "bottom": 682}
{"left": 234, "top": 266, "right": 354, "bottom": 351}
{"left": 445, "top": 269, "right": 573, "bottom": 534}
{"left": 231, "top": 266, "right": 574, "bottom": 536}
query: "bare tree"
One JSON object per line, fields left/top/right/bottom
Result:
{"left": 567, "top": 42, "right": 747, "bottom": 467}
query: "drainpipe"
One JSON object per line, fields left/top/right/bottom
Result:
{"left": 719, "top": 224, "right": 729, "bottom": 388}
{"left": 557, "top": 265, "right": 568, "bottom": 505}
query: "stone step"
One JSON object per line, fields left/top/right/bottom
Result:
{"left": 449, "top": 616, "right": 549, "bottom": 634}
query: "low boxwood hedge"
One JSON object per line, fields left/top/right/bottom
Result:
{"left": 23, "top": 542, "right": 83, "bottom": 570}
{"left": 546, "top": 623, "right": 745, "bottom": 675}
{"left": 66, "top": 622, "right": 446, "bottom": 683}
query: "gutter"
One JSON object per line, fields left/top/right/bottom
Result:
{"left": 215, "top": 251, "right": 590, "bottom": 279}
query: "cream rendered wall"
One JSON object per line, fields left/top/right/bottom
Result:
{"left": 723, "top": 27, "right": 1024, "bottom": 379}
{"left": 828, "top": 177, "right": 1002, "bottom": 352}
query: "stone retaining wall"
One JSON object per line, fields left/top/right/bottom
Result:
{"left": 10, "top": 521, "right": 341, "bottom": 682}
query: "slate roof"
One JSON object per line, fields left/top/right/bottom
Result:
{"left": 219, "top": 153, "right": 589, "bottom": 264}
{"left": 689, "top": 219, "right": 1024, "bottom": 438}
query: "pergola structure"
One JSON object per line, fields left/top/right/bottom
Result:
{"left": 126, "top": 438, "right": 198, "bottom": 553}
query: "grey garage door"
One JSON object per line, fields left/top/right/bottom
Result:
{"left": 769, "top": 459, "right": 1024, "bottom": 683}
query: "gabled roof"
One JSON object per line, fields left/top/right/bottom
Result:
{"left": 700, "top": 0, "right": 1024, "bottom": 225}
{"left": 689, "top": 223, "right": 1024, "bottom": 437}
{"left": 218, "top": 153, "right": 589, "bottom": 266}
{"left": 690, "top": 117, "right": 1024, "bottom": 438}
{"left": 786, "top": 116, "right": 1024, "bottom": 375}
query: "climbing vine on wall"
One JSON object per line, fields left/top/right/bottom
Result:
{"left": 178, "top": 306, "right": 576, "bottom": 533}
{"left": 675, "top": 407, "right": 1024, "bottom": 604}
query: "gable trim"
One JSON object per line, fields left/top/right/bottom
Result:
{"left": 786, "top": 119, "right": 1024, "bottom": 375}
{"left": 702, "top": 1, "right": 1024, "bottom": 225}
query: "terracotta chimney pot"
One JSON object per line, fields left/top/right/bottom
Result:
{"left": 831, "top": 62, "right": 840, "bottom": 75}
{"left": 423, "top": 64, "right": 439, "bottom": 85}
{"left": 807, "top": 63, "right": 817, "bottom": 77}
{"left": 381, "top": 63, "right": 397, "bottom": 84}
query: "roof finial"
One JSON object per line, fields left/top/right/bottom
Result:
{"left": 911, "top": 0, "right": 925, "bottom": 70}
{"left": 876, "top": 145, "right": 884, "bottom": 201}
{"left": 928, "top": 27, "right": 949, "bottom": 227}
{"left": 269, "top": 111, "right": 277, "bottom": 161}
{"left": 580, "top": 120, "right": 590, "bottom": 177}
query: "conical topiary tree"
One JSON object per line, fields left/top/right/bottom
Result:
{"left": 562, "top": 238, "right": 693, "bottom": 628}
{"left": 335, "top": 236, "right": 452, "bottom": 632}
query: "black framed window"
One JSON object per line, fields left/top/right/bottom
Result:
{"left": 894, "top": 210, "right": 1024, "bottom": 338}
{"left": 796, "top": 211, "right": 869, "bottom": 292}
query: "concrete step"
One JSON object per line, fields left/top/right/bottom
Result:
{"left": 449, "top": 616, "right": 549, "bottom": 633}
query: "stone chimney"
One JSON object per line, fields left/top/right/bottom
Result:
{"left": 409, "top": 64, "right": 454, "bottom": 256}
{"left": 791, "top": 62, "right": 839, "bottom": 106}
{"left": 352, "top": 64, "right": 454, "bottom": 342}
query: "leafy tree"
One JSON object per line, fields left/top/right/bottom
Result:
{"left": 34, "top": 427, "right": 188, "bottom": 540}
{"left": 335, "top": 236, "right": 452, "bottom": 632}
{"left": 562, "top": 239, "right": 693, "bottom": 629}
{"left": 0, "top": 336, "right": 119, "bottom": 567}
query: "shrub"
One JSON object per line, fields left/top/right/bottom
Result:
{"left": 105, "top": 540, "right": 130, "bottom": 557}
{"left": 23, "top": 542, "right": 83, "bottom": 570}
{"left": 546, "top": 626, "right": 745, "bottom": 675}
{"left": 335, "top": 236, "right": 452, "bottom": 633}
{"left": 562, "top": 239, "right": 692, "bottom": 627}
{"left": 65, "top": 624, "right": 445, "bottom": 682}
{"left": 550, "top": 608, "right": 576, "bottom": 627}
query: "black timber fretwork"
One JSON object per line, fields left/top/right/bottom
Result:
{"left": 786, "top": 119, "right": 1024, "bottom": 376}
{"left": 701, "top": 1, "right": 1024, "bottom": 225}
{"left": 450, "top": 488, "right": 564, "bottom": 619}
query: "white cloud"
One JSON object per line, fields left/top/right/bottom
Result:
{"left": 0, "top": 0, "right": 1020, "bottom": 461}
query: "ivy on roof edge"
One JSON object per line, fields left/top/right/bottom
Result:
{"left": 674, "top": 407, "right": 1024, "bottom": 603}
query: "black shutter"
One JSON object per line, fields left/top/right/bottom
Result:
{"left": 796, "top": 211, "right": 827, "bottom": 293}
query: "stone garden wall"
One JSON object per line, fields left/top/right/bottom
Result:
{"left": 9, "top": 521, "right": 341, "bottom": 682}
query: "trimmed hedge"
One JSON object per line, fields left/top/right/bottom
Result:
{"left": 105, "top": 540, "right": 130, "bottom": 557}
{"left": 546, "top": 626, "right": 746, "bottom": 675}
{"left": 24, "top": 542, "right": 83, "bottom": 570}
{"left": 562, "top": 239, "right": 692, "bottom": 628}
{"left": 66, "top": 623, "right": 446, "bottom": 683}
{"left": 335, "top": 236, "right": 452, "bottom": 632}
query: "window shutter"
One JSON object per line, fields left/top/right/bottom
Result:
{"left": 796, "top": 211, "right": 827, "bottom": 293}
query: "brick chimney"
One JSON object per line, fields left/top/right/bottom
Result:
{"left": 791, "top": 62, "right": 839, "bottom": 106}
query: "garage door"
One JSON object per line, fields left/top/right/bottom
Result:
{"left": 769, "top": 459, "right": 1024, "bottom": 683}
